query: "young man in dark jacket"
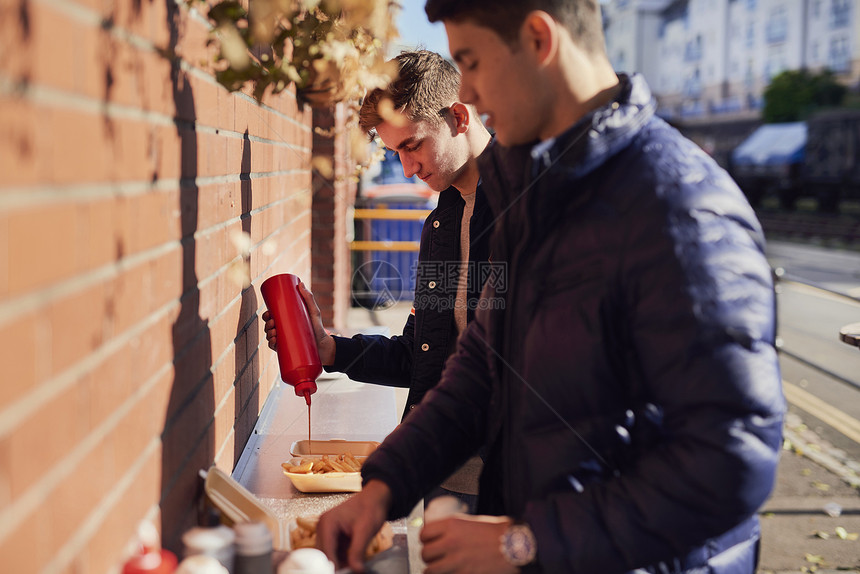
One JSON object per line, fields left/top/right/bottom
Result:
{"left": 263, "top": 50, "right": 494, "bottom": 508}
{"left": 316, "top": 2, "right": 785, "bottom": 574}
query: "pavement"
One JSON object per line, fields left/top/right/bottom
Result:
{"left": 341, "top": 302, "right": 860, "bottom": 573}
{"left": 759, "top": 411, "right": 860, "bottom": 573}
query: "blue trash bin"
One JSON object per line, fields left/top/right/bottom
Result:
{"left": 353, "top": 151, "right": 436, "bottom": 308}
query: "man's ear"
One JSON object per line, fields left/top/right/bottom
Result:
{"left": 448, "top": 102, "right": 470, "bottom": 134}
{"left": 521, "top": 10, "right": 558, "bottom": 66}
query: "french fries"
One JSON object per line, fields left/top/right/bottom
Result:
{"left": 289, "top": 514, "right": 394, "bottom": 559}
{"left": 289, "top": 515, "right": 320, "bottom": 550}
{"left": 281, "top": 453, "right": 363, "bottom": 474}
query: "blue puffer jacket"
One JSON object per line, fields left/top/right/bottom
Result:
{"left": 361, "top": 74, "right": 786, "bottom": 573}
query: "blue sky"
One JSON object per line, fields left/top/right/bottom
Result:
{"left": 390, "top": 0, "right": 451, "bottom": 59}
{"left": 389, "top": 1, "right": 612, "bottom": 58}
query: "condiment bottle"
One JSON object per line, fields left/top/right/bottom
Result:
{"left": 175, "top": 555, "right": 229, "bottom": 574}
{"left": 122, "top": 520, "right": 178, "bottom": 574}
{"left": 234, "top": 521, "right": 273, "bottom": 574}
{"left": 277, "top": 548, "right": 334, "bottom": 574}
{"left": 260, "top": 274, "right": 321, "bottom": 405}
{"left": 181, "top": 524, "right": 236, "bottom": 572}
{"left": 122, "top": 551, "right": 178, "bottom": 574}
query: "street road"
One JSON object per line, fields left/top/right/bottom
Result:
{"left": 767, "top": 240, "right": 860, "bottom": 462}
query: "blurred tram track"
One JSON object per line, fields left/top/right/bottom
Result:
{"left": 776, "top": 278, "right": 860, "bottom": 394}
{"left": 767, "top": 247, "right": 860, "bottom": 458}
{"left": 757, "top": 208, "right": 860, "bottom": 249}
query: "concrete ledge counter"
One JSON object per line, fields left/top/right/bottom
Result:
{"left": 232, "top": 367, "right": 423, "bottom": 572}
{"left": 233, "top": 370, "right": 400, "bottom": 499}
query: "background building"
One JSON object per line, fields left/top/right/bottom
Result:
{"left": 603, "top": 0, "right": 860, "bottom": 122}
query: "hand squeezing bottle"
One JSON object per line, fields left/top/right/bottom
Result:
{"left": 260, "top": 274, "right": 322, "bottom": 405}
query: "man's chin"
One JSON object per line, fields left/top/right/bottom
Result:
{"left": 491, "top": 125, "right": 536, "bottom": 147}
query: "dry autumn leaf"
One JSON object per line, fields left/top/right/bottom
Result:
{"left": 811, "top": 480, "right": 830, "bottom": 492}
{"left": 834, "top": 526, "right": 859, "bottom": 540}
{"left": 312, "top": 156, "right": 334, "bottom": 179}
{"left": 804, "top": 553, "right": 824, "bottom": 564}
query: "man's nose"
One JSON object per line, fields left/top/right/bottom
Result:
{"left": 400, "top": 153, "right": 418, "bottom": 178}
{"left": 459, "top": 81, "right": 477, "bottom": 105}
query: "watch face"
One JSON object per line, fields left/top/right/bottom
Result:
{"left": 503, "top": 525, "right": 536, "bottom": 566}
{"left": 510, "top": 530, "right": 533, "bottom": 557}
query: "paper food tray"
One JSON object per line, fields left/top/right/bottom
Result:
{"left": 289, "top": 439, "right": 380, "bottom": 457}
{"left": 203, "top": 466, "right": 290, "bottom": 551}
{"left": 282, "top": 456, "right": 364, "bottom": 493}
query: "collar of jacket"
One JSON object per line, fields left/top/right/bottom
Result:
{"left": 477, "top": 73, "right": 656, "bottom": 217}
{"left": 434, "top": 179, "right": 489, "bottom": 214}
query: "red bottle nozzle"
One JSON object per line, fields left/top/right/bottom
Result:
{"left": 293, "top": 380, "right": 316, "bottom": 405}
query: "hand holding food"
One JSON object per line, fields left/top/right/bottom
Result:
{"left": 289, "top": 514, "right": 393, "bottom": 559}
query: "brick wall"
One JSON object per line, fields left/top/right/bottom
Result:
{"left": 311, "top": 106, "right": 356, "bottom": 329}
{"left": 0, "top": 0, "right": 351, "bottom": 570}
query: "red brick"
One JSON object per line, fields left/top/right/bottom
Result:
{"left": 82, "top": 198, "right": 121, "bottom": 271}
{"left": 81, "top": 453, "right": 161, "bottom": 574}
{"left": 112, "top": 259, "right": 153, "bottom": 335}
{"left": 0, "top": 433, "right": 10, "bottom": 509}
{"left": 48, "top": 107, "right": 110, "bottom": 184}
{"left": 111, "top": 378, "right": 169, "bottom": 477}
{"left": 108, "top": 118, "right": 161, "bottom": 184}
{"left": 159, "top": 427, "right": 213, "bottom": 551}
{"left": 153, "top": 125, "right": 183, "bottom": 181}
{"left": 48, "top": 281, "right": 107, "bottom": 376}
{"left": 0, "top": 0, "right": 29, "bottom": 77}
{"left": 27, "top": 2, "right": 88, "bottom": 96}
{"left": 0, "top": 499, "right": 54, "bottom": 572}
{"left": 47, "top": 436, "right": 115, "bottom": 561}
{"left": 87, "top": 344, "right": 133, "bottom": 425}
{"left": 151, "top": 245, "right": 183, "bottom": 310}
{"left": 0, "top": 312, "right": 38, "bottom": 410}
{"left": 7, "top": 203, "right": 79, "bottom": 295}
{"left": 115, "top": 189, "right": 181, "bottom": 257}
{"left": 0, "top": 96, "right": 42, "bottom": 187}
{"left": 4, "top": 375, "right": 89, "bottom": 499}
{"left": 129, "top": 314, "right": 175, "bottom": 388}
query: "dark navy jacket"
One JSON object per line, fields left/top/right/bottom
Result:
{"left": 327, "top": 184, "right": 494, "bottom": 420}
{"left": 361, "top": 74, "right": 786, "bottom": 573}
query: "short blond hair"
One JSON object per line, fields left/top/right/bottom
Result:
{"left": 359, "top": 50, "right": 460, "bottom": 134}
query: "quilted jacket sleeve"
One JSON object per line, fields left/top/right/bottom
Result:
{"left": 360, "top": 310, "right": 494, "bottom": 519}
{"left": 325, "top": 312, "right": 416, "bottom": 389}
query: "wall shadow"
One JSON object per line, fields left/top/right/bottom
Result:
{"left": 235, "top": 130, "right": 260, "bottom": 463}
{"left": 160, "top": 0, "right": 214, "bottom": 554}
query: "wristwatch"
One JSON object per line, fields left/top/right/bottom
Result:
{"left": 499, "top": 523, "right": 537, "bottom": 567}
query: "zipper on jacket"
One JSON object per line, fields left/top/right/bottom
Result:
{"left": 500, "top": 156, "right": 540, "bottom": 517}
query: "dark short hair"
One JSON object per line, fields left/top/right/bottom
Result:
{"left": 425, "top": 0, "right": 605, "bottom": 54}
{"left": 359, "top": 50, "right": 460, "bottom": 134}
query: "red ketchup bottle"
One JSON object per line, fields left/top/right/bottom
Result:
{"left": 260, "top": 273, "right": 322, "bottom": 405}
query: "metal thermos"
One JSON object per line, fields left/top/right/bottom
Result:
{"left": 260, "top": 273, "right": 321, "bottom": 405}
